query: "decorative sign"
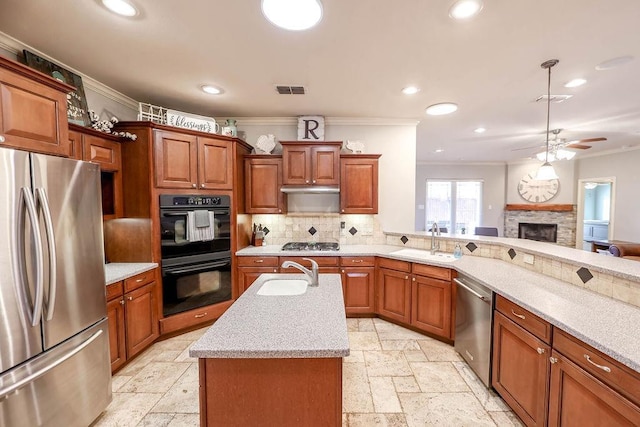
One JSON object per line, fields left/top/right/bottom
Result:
{"left": 297, "top": 116, "right": 325, "bottom": 141}
{"left": 166, "top": 110, "right": 219, "bottom": 134}
{"left": 22, "top": 50, "right": 91, "bottom": 127}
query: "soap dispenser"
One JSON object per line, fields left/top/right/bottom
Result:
{"left": 453, "top": 243, "right": 463, "bottom": 259}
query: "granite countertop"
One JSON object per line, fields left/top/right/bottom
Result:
{"left": 190, "top": 273, "right": 349, "bottom": 359}
{"left": 105, "top": 262, "right": 158, "bottom": 285}
{"left": 236, "top": 244, "right": 640, "bottom": 372}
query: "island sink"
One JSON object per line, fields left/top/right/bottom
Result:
{"left": 256, "top": 279, "right": 308, "bottom": 296}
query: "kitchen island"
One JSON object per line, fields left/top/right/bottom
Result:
{"left": 190, "top": 273, "right": 349, "bottom": 427}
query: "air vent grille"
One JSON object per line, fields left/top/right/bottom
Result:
{"left": 536, "top": 94, "right": 573, "bottom": 103}
{"left": 276, "top": 85, "right": 305, "bottom": 95}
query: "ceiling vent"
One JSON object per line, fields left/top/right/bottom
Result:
{"left": 535, "top": 94, "right": 573, "bottom": 103}
{"left": 276, "top": 85, "right": 305, "bottom": 95}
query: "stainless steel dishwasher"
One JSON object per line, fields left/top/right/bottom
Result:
{"left": 454, "top": 275, "right": 494, "bottom": 387}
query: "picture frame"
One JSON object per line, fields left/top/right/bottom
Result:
{"left": 21, "top": 50, "right": 91, "bottom": 127}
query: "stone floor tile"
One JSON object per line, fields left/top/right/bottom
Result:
{"left": 93, "top": 392, "right": 162, "bottom": 427}
{"left": 392, "top": 376, "right": 421, "bottom": 393}
{"left": 152, "top": 337, "right": 192, "bottom": 352}
{"left": 370, "top": 377, "right": 402, "bottom": 413}
{"left": 453, "top": 361, "right": 510, "bottom": 412}
{"left": 348, "top": 413, "right": 408, "bottom": 426}
{"left": 364, "top": 351, "right": 412, "bottom": 377}
{"left": 417, "top": 338, "right": 462, "bottom": 362}
{"left": 348, "top": 331, "right": 382, "bottom": 350}
{"left": 402, "top": 350, "right": 427, "bottom": 362}
{"left": 347, "top": 318, "right": 359, "bottom": 331}
{"left": 342, "top": 412, "right": 348, "bottom": 427}
{"left": 489, "top": 411, "right": 525, "bottom": 426}
{"left": 176, "top": 326, "right": 209, "bottom": 342}
{"left": 410, "top": 361, "right": 470, "bottom": 393}
{"left": 398, "top": 392, "right": 496, "bottom": 427}
{"left": 344, "top": 350, "right": 365, "bottom": 363}
{"left": 167, "top": 413, "right": 200, "bottom": 427}
{"left": 342, "top": 362, "right": 374, "bottom": 413}
{"left": 117, "top": 347, "right": 164, "bottom": 377}
{"left": 120, "top": 362, "right": 190, "bottom": 394}
{"left": 111, "top": 375, "right": 131, "bottom": 392}
{"left": 174, "top": 346, "right": 197, "bottom": 363}
{"left": 150, "top": 363, "right": 199, "bottom": 414}
{"left": 358, "top": 318, "right": 376, "bottom": 331}
{"left": 138, "top": 413, "right": 174, "bottom": 427}
{"left": 381, "top": 340, "right": 420, "bottom": 351}
{"left": 375, "top": 320, "right": 427, "bottom": 340}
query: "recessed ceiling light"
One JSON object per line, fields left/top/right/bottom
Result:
{"left": 201, "top": 85, "right": 223, "bottom": 95}
{"left": 449, "top": 0, "right": 483, "bottom": 20}
{"left": 474, "top": 127, "right": 486, "bottom": 133}
{"left": 426, "top": 103, "right": 458, "bottom": 116}
{"left": 564, "top": 78, "right": 587, "bottom": 88}
{"left": 102, "top": 0, "right": 138, "bottom": 17}
{"left": 402, "top": 86, "right": 420, "bottom": 95}
{"left": 595, "top": 56, "right": 634, "bottom": 71}
{"left": 261, "top": 0, "right": 323, "bottom": 31}
{"left": 435, "top": 149, "right": 444, "bottom": 153}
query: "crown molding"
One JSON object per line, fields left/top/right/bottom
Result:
{"left": 223, "top": 117, "right": 420, "bottom": 127}
{"left": 417, "top": 160, "right": 507, "bottom": 166}
{"left": 0, "top": 31, "right": 139, "bottom": 111}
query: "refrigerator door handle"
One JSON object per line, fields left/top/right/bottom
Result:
{"left": 19, "top": 187, "right": 45, "bottom": 327}
{"left": 0, "top": 329, "right": 103, "bottom": 400}
{"left": 35, "top": 188, "right": 57, "bottom": 321}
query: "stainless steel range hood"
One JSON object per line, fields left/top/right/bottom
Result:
{"left": 280, "top": 186, "right": 340, "bottom": 194}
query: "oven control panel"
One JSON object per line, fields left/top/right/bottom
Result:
{"left": 160, "top": 194, "right": 230, "bottom": 208}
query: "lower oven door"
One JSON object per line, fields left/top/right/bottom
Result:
{"left": 162, "top": 259, "right": 232, "bottom": 317}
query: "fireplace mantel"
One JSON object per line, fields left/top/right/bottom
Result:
{"left": 505, "top": 204, "right": 574, "bottom": 212}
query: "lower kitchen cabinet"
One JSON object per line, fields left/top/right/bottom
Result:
{"left": 411, "top": 275, "right": 451, "bottom": 338}
{"left": 341, "top": 257, "right": 376, "bottom": 315}
{"left": 106, "top": 295, "right": 126, "bottom": 371}
{"left": 376, "top": 265, "right": 411, "bottom": 324}
{"left": 237, "top": 256, "right": 280, "bottom": 296}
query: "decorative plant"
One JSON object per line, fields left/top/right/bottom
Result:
{"left": 89, "top": 110, "right": 137, "bottom": 140}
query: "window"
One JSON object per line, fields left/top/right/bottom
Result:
{"left": 425, "top": 180, "right": 482, "bottom": 234}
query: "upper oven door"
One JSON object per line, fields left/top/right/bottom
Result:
{"left": 160, "top": 207, "right": 231, "bottom": 262}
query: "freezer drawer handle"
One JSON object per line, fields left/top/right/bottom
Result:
{"left": 18, "top": 187, "right": 45, "bottom": 327}
{"left": 0, "top": 329, "right": 103, "bottom": 400}
{"left": 36, "top": 188, "right": 57, "bottom": 321}
{"left": 453, "top": 278, "right": 489, "bottom": 304}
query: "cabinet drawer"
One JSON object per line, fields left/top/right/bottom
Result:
{"left": 83, "top": 135, "right": 121, "bottom": 171}
{"left": 106, "top": 281, "right": 123, "bottom": 301}
{"left": 412, "top": 263, "right": 452, "bottom": 281}
{"left": 237, "top": 256, "right": 280, "bottom": 267}
{"left": 377, "top": 257, "right": 411, "bottom": 273}
{"left": 340, "top": 256, "right": 376, "bottom": 267}
{"left": 124, "top": 269, "right": 156, "bottom": 293}
{"left": 495, "top": 295, "right": 552, "bottom": 344}
{"left": 279, "top": 256, "right": 339, "bottom": 267}
{"left": 553, "top": 329, "right": 640, "bottom": 406}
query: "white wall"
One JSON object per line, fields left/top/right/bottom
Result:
{"left": 236, "top": 119, "right": 417, "bottom": 233}
{"left": 506, "top": 160, "right": 575, "bottom": 204}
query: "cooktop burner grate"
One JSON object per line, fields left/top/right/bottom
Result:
{"left": 281, "top": 242, "right": 340, "bottom": 251}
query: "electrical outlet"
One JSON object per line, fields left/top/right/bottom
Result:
{"left": 523, "top": 254, "right": 535, "bottom": 265}
{"left": 340, "top": 221, "right": 345, "bottom": 229}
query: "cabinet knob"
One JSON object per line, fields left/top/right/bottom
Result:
{"left": 341, "top": 209, "right": 345, "bottom": 213}
{"left": 313, "top": 180, "right": 316, "bottom": 184}
{"left": 412, "top": 277, "right": 416, "bottom": 281}
{"left": 273, "top": 269, "right": 277, "bottom": 272}
{"left": 120, "top": 299, "right": 125, "bottom": 305}
{"left": 537, "top": 348, "right": 545, "bottom": 355}
{"left": 201, "top": 184, "right": 205, "bottom": 188}
{"left": 342, "top": 269, "right": 345, "bottom": 273}
{"left": 278, "top": 209, "right": 282, "bottom": 213}
{"left": 127, "top": 296, "right": 133, "bottom": 301}
{"left": 191, "top": 183, "right": 196, "bottom": 188}
{"left": 0, "top": 135, "right": 5, "bottom": 143}
{"left": 405, "top": 275, "right": 409, "bottom": 280}
{"left": 549, "top": 357, "right": 558, "bottom": 364}
{"left": 305, "top": 180, "right": 310, "bottom": 184}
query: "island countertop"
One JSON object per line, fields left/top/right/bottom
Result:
{"left": 190, "top": 273, "right": 350, "bottom": 359}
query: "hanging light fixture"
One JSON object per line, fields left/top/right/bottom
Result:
{"left": 535, "top": 59, "right": 560, "bottom": 180}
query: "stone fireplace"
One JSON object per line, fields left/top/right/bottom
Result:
{"left": 519, "top": 223, "right": 558, "bottom": 243}
{"left": 504, "top": 204, "right": 576, "bottom": 247}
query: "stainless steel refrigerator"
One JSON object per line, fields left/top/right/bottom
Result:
{"left": 0, "top": 147, "right": 111, "bottom": 426}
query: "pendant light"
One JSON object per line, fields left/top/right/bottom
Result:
{"left": 535, "top": 59, "right": 560, "bottom": 181}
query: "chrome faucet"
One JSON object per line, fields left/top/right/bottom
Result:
{"left": 281, "top": 257, "right": 319, "bottom": 287}
{"left": 430, "top": 222, "right": 441, "bottom": 255}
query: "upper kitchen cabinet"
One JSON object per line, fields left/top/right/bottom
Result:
{"left": 153, "top": 129, "right": 233, "bottom": 190}
{"left": 340, "top": 154, "right": 380, "bottom": 214}
{"left": 0, "top": 55, "right": 73, "bottom": 156}
{"left": 244, "top": 155, "right": 287, "bottom": 214}
{"left": 281, "top": 141, "right": 341, "bottom": 186}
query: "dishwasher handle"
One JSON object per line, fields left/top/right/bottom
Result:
{"left": 454, "top": 278, "right": 490, "bottom": 304}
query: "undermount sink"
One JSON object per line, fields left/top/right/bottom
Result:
{"left": 389, "top": 248, "right": 457, "bottom": 263}
{"left": 257, "top": 279, "right": 308, "bottom": 296}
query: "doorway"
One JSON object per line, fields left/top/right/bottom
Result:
{"left": 575, "top": 177, "right": 616, "bottom": 251}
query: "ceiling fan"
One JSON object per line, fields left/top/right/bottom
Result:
{"left": 512, "top": 128, "right": 607, "bottom": 155}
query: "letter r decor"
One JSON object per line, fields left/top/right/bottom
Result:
{"left": 297, "top": 116, "right": 325, "bottom": 141}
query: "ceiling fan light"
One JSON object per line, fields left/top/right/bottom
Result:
{"left": 536, "top": 151, "right": 557, "bottom": 162}
{"left": 556, "top": 149, "right": 575, "bottom": 160}
{"left": 535, "top": 162, "right": 559, "bottom": 180}
{"left": 261, "top": 0, "right": 323, "bottom": 31}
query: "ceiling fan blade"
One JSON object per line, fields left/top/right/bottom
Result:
{"left": 565, "top": 143, "right": 591, "bottom": 149}
{"left": 566, "top": 137, "right": 607, "bottom": 144}
{"left": 511, "top": 144, "right": 545, "bottom": 152}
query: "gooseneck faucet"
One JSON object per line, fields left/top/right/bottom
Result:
{"left": 281, "top": 257, "right": 319, "bottom": 287}
{"left": 430, "top": 222, "right": 441, "bottom": 255}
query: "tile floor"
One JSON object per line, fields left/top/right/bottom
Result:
{"left": 93, "top": 318, "right": 523, "bottom": 427}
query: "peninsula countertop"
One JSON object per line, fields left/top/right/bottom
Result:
{"left": 190, "top": 273, "right": 349, "bottom": 359}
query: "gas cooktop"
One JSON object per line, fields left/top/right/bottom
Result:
{"left": 281, "top": 242, "right": 340, "bottom": 251}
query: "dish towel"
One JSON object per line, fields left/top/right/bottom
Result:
{"left": 187, "top": 211, "right": 216, "bottom": 242}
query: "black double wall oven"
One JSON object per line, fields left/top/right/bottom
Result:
{"left": 159, "top": 194, "right": 232, "bottom": 317}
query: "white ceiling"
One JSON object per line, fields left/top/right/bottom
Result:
{"left": 2, "top": 0, "right": 640, "bottom": 162}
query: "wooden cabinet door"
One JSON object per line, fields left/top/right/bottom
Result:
{"left": 124, "top": 282, "right": 159, "bottom": 359}
{"left": 68, "top": 129, "right": 83, "bottom": 160}
{"left": 492, "top": 311, "right": 550, "bottom": 427}
{"left": 0, "top": 65, "right": 70, "bottom": 156}
{"left": 341, "top": 267, "right": 375, "bottom": 315}
{"left": 310, "top": 145, "right": 340, "bottom": 185}
{"left": 282, "top": 144, "right": 311, "bottom": 185}
{"left": 340, "top": 155, "right": 379, "bottom": 214}
{"left": 153, "top": 130, "right": 198, "bottom": 188}
{"left": 82, "top": 134, "right": 121, "bottom": 171}
{"left": 411, "top": 275, "right": 451, "bottom": 338}
{"left": 198, "top": 136, "right": 232, "bottom": 190}
{"left": 107, "top": 297, "right": 126, "bottom": 372}
{"left": 376, "top": 267, "right": 411, "bottom": 324}
{"left": 548, "top": 351, "right": 640, "bottom": 427}
{"left": 237, "top": 267, "right": 279, "bottom": 296}
{"left": 245, "top": 157, "right": 286, "bottom": 214}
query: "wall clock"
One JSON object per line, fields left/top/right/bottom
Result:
{"left": 518, "top": 172, "right": 559, "bottom": 203}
